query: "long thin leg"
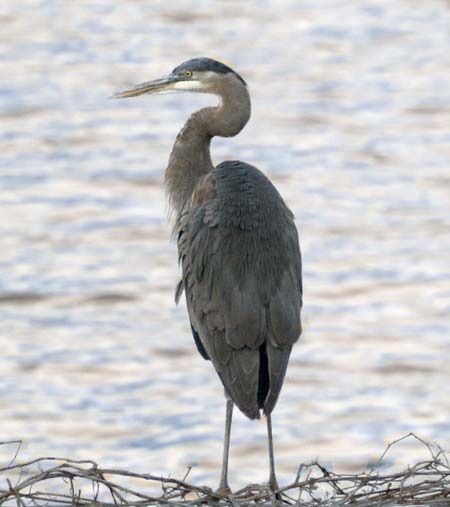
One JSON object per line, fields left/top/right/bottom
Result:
{"left": 217, "top": 399, "right": 234, "bottom": 494}
{"left": 266, "top": 414, "right": 279, "bottom": 491}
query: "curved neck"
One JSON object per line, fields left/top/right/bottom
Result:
{"left": 205, "top": 78, "right": 251, "bottom": 138}
{"left": 164, "top": 79, "right": 251, "bottom": 214}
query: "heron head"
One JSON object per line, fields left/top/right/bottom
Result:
{"left": 112, "top": 57, "right": 246, "bottom": 99}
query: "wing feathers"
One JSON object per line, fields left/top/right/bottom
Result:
{"left": 263, "top": 342, "right": 292, "bottom": 415}
{"left": 223, "top": 348, "right": 260, "bottom": 419}
{"left": 176, "top": 162, "right": 302, "bottom": 419}
{"left": 268, "top": 269, "right": 302, "bottom": 348}
{"left": 206, "top": 330, "right": 231, "bottom": 371}
{"left": 225, "top": 283, "right": 265, "bottom": 349}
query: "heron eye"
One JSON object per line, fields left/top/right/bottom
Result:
{"left": 184, "top": 70, "right": 193, "bottom": 78}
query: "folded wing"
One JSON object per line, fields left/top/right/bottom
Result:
{"left": 176, "top": 161, "right": 302, "bottom": 419}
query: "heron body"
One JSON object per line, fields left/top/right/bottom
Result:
{"left": 113, "top": 57, "right": 302, "bottom": 492}
{"left": 176, "top": 160, "right": 302, "bottom": 420}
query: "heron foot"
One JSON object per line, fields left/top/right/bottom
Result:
{"left": 268, "top": 475, "right": 282, "bottom": 501}
{"left": 216, "top": 482, "right": 231, "bottom": 496}
{"left": 268, "top": 471, "right": 279, "bottom": 491}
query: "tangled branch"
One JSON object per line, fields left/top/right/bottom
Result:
{"left": 0, "top": 434, "right": 449, "bottom": 507}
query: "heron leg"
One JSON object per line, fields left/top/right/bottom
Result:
{"left": 267, "top": 414, "right": 279, "bottom": 491}
{"left": 217, "top": 398, "right": 234, "bottom": 494}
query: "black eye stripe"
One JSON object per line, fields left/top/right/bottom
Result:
{"left": 172, "top": 57, "right": 246, "bottom": 85}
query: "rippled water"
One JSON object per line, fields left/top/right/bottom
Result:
{"left": 1, "top": 0, "right": 449, "bottom": 490}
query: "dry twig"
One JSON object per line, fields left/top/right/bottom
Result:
{"left": 0, "top": 433, "right": 449, "bottom": 507}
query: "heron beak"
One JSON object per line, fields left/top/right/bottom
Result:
{"left": 111, "top": 75, "right": 179, "bottom": 99}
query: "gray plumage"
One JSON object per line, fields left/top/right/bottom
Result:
{"left": 113, "top": 57, "right": 302, "bottom": 492}
{"left": 176, "top": 161, "right": 302, "bottom": 419}
{"left": 172, "top": 57, "right": 247, "bottom": 85}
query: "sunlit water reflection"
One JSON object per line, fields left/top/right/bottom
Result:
{"left": 1, "top": 0, "right": 449, "bottom": 489}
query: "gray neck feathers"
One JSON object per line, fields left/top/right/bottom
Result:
{"left": 164, "top": 76, "right": 251, "bottom": 215}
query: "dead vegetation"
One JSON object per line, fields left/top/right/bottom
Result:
{"left": 1, "top": 433, "right": 449, "bottom": 507}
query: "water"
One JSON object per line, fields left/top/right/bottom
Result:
{"left": 1, "top": 0, "right": 449, "bottom": 489}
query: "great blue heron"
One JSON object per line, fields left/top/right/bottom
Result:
{"left": 113, "top": 57, "right": 302, "bottom": 493}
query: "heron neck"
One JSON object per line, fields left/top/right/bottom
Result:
{"left": 164, "top": 82, "right": 251, "bottom": 214}
{"left": 205, "top": 81, "right": 251, "bottom": 138}
{"left": 164, "top": 113, "right": 214, "bottom": 214}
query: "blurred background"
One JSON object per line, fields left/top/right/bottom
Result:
{"left": 1, "top": 0, "right": 449, "bottom": 489}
